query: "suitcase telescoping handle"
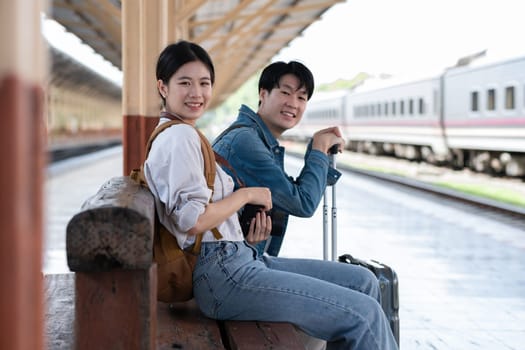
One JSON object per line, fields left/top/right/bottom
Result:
{"left": 323, "top": 145, "right": 339, "bottom": 261}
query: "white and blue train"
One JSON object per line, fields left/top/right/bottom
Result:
{"left": 286, "top": 56, "right": 525, "bottom": 177}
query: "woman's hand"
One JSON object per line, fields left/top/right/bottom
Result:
{"left": 244, "top": 210, "right": 272, "bottom": 245}
{"left": 241, "top": 187, "right": 272, "bottom": 211}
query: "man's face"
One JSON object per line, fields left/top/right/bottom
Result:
{"left": 257, "top": 74, "right": 308, "bottom": 137}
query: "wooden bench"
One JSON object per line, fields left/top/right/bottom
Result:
{"left": 45, "top": 176, "right": 313, "bottom": 349}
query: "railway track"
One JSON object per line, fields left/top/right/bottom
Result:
{"left": 284, "top": 144, "right": 525, "bottom": 223}
{"left": 48, "top": 139, "right": 122, "bottom": 163}
{"left": 342, "top": 162, "right": 525, "bottom": 216}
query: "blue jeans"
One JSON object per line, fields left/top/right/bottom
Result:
{"left": 193, "top": 241, "right": 398, "bottom": 350}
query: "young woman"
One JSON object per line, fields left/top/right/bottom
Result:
{"left": 144, "top": 41, "right": 398, "bottom": 350}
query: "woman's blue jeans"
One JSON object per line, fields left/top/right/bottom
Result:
{"left": 193, "top": 241, "right": 398, "bottom": 350}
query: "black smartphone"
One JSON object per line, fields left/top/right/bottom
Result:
{"left": 239, "top": 204, "right": 287, "bottom": 238}
{"left": 239, "top": 204, "right": 266, "bottom": 236}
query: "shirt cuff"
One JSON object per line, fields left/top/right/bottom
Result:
{"left": 327, "top": 167, "right": 342, "bottom": 186}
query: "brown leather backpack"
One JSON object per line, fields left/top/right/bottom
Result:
{"left": 130, "top": 116, "right": 222, "bottom": 302}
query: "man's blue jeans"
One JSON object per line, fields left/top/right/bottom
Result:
{"left": 193, "top": 241, "right": 398, "bottom": 350}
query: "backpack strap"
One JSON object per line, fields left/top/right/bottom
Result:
{"left": 131, "top": 112, "right": 222, "bottom": 242}
{"left": 214, "top": 151, "right": 245, "bottom": 188}
{"left": 129, "top": 120, "right": 179, "bottom": 186}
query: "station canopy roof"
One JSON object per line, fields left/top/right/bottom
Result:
{"left": 49, "top": 46, "right": 122, "bottom": 99}
{"left": 49, "top": 0, "right": 343, "bottom": 107}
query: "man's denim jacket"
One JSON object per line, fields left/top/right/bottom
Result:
{"left": 212, "top": 104, "right": 341, "bottom": 256}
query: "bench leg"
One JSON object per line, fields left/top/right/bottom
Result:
{"left": 75, "top": 265, "right": 157, "bottom": 350}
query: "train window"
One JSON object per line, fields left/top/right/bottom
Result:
{"left": 487, "top": 88, "right": 496, "bottom": 110}
{"left": 400, "top": 100, "right": 405, "bottom": 115}
{"left": 377, "top": 103, "right": 381, "bottom": 116}
{"left": 392, "top": 101, "right": 396, "bottom": 115}
{"left": 471, "top": 91, "right": 479, "bottom": 112}
{"left": 371, "top": 104, "right": 375, "bottom": 117}
{"left": 409, "top": 99, "right": 414, "bottom": 115}
{"left": 418, "top": 98, "right": 424, "bottom": 115}
{"left": 384, "top": 102, "right": 389, "bottom": 116}
{"left": 505, "top": 86, "right": 515, "bottom": 109}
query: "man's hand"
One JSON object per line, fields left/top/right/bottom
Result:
{"left": 312, "top": 127, "right": 345, "bottom": 155}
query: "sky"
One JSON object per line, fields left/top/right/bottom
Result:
{"left": 42, "top": 0, "right": 525, "bottom": 87}
{"left": 275, "top": 0, "right": 525, "bottom": 83}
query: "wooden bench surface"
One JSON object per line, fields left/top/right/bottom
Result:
{"left": 159, "top": 301, "right": 307, "bottom": 350}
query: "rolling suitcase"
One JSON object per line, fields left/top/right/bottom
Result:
{"left": 323, "top": 148, "right": 400, "bottom": 346}
{"left": 338, "top": 254, "right": 400, "bottom": 345}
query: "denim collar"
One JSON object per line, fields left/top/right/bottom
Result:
{"left": 237, "top": 104, "right": 280, "bottom": 151}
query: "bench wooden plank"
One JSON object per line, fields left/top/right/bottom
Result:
{"left": 74, "top": 267, "right": 157, "bottom": 349}
{"left": 223, "top": 321, "right": 306, "bottom": 350}
{"left": 66, "top": 176, "right": 154, "bottom": 272}
{"left": 157, "top": 300, "right": 224, "bottom": 349}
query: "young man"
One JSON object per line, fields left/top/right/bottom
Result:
{"left": 213, "top": 61, "right": 344, "bottom": 256}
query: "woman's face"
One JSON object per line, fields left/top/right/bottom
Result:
{"left": 157, "top": 60, "right": 213, "bottom": 125}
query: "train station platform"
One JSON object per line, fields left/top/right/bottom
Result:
{"left": 45, "top": 147, "right": 525, "bottom": 350}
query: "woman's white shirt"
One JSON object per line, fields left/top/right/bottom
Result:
{"left": 144, "top": 120, "right": 244, "bottom": 249}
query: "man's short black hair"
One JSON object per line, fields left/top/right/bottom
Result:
{"left": 258, "top": 61, "right": 314, "bottom": 100}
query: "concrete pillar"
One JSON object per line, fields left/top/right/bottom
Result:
{"left": 0, "top": 1, "right": 47, "bottom": 350}
{"left": 122, "top": 0, "right": 184, "bottom": 175}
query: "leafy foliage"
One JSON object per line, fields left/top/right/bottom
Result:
{"left": 316, "top": 72, "right": 370, "bottom": 92}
